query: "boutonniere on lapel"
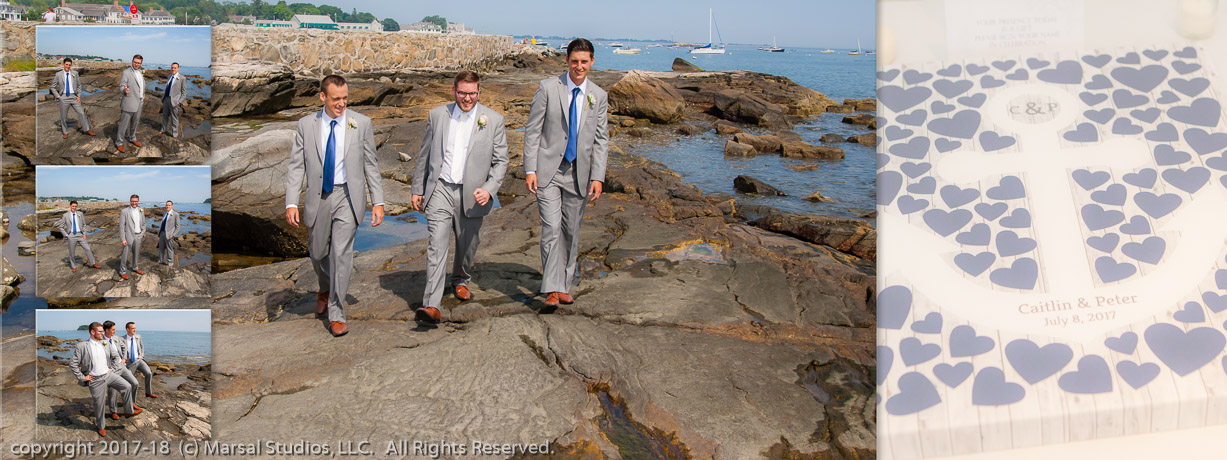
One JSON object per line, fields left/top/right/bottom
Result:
{"left": 347, "top": 120, "right": 357, "bottom": 130}
{"left": 477, "top": 114, "right": 488, "bottom": 128}
{"left": 587, "top": 94, "right": 595, "bottom": 108}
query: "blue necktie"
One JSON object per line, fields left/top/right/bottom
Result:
{"left": 130, "top": 338, "right": 135, "bottom": 361}
{"left": 164, "top": 75, "right": 173, "bottom": 97}
{"left": 72, "top": 213, "right": 78, "bottom": 234}
{"left": 160, "top": 214, "right": 167, "bottom": 232}
{"left": 323, "top": 120, "right": 337, "bottom": 194}
{"left": 565, "top": 87, "right": 580, "bottom": 163}
{"left": 65, "top": 74, "right": 72, "bottom": 96}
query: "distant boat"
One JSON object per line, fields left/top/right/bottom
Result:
{"left": 819, "top": 48, "right": 836, "bottom": 54}
{"left": 848, "top": 37, "right": 863, "bottom": 55}
{"left": 758, "top": 35, "right": 784, "bottom": 52}
{"left": 558, "top": 43, "right": 568, "bottom": 51}
{"left": 609, "top": 42, "right": 626, "bottom": 48}
{"left": 691, "top": 8, "right": 727, "bottom": 54}
{"left": 613, "top": 48, "right": 642, "bottom": 54}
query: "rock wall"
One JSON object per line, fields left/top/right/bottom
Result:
{"left": 212, "top": 25, "right": 522, "bottom": 77}
{"left": 1, "top": 21, "right": 36, "bottom": 67}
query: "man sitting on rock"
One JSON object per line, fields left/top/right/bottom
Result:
{"left": 120, "top": 322, "right": 157, "bottom": 402}
{"left": 69, "top": 322, "right": 141, "bottom": 437}
{"left": 102, "top": 320, "right": 142, "bottom": 421}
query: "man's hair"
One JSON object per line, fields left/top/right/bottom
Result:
{"left": 132, "top": 54, "right": 143, "bottom": 61}
{"left": 88, "top": 322, "right": 102, "bottom": 332}
{"left": 320, "top": 75, "right": 346, "bottom": 93}
{"left": 102, "top": 320, "right": 115, "bottom": 331}
{"left": 453, "top": 70, "right": 480, "bottom": 87}
{"left": 63, "top": 57, "right": 72, "bottom": 63}
{"left": 130, "top": 194, "right": 139, "bottom": 200}
{"left": 566, "top": 38, "right": 595, "bottom": 59}
{"left": 166, "top": 200, "right": 173, "bottom": 205}
{"left": 171, "top": 62, "right": 179, "bottom": 67}
{"left": 69, "top": 200, "right": 78, "bottom": 205}
{"left": 125, "top": 322, "right": 135, "bottom": 329}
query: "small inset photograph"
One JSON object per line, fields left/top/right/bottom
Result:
{"left": 35, "top": 309, "right": 211, "bottom": 441}
{"left": 35, "top": 25, "right": 212, "bottom": 164}
{"left": 35, "top": 165, "right": 211, "bottom": 298}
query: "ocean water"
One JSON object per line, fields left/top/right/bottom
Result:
{"left": 36, "top": 330, "right": 211, "bottom": 364}
{"left": 2, "top": 203, "right": 47, "bottom": 337}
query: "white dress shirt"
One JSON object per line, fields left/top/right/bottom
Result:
{"left": 129, "top": 207, "right": 142, "bottom": 234}
{"left": 320, "top": 109, "right": 348, "bottom": 186}
{"left": 441, "top": 104, "right": 477, "bottom": 184}
{"left": 87, "top": 340, "right": 108, "bottom": 377}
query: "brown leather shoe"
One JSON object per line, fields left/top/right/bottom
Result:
{"left": 123, "top": 407, "right": 142, "bottom": 417}
{"left": 63, "top": 133, "right": 69, "bottom": 139}
{"left": 329, "top": 321, "right": 348, "bottom": 337}
{"left": 98, "top": 428, "right": 106, "bottom": 437}
{"left": 120, "top": 273, "right": 129, "bottom": 280}
{"left": 454, "top": 285, "right": 472, "bottom": 301}
{"left": 544, "top": 292, "right": 561, "bottom": 307}
{"left": 116, "top": 145, "right": 125, "bottom": 153}
{"left": 558, "top": 292, "right": 574, "bottom": 304}
{"left": 86, "top": 130, "right": 96, "bottom": 136}
{"left": 134, "top": 269, "right": 144, "bottom": 275}
{"left": 316, "top": 291, "right": 329, "bottom": 316}
{"left": 133, "top": 404, "right": 142, "bottom": 411}
{"left": 72, "top": 267, "right": 77, "bottom": 273}
{"left": 110, "top": 413, "right": 119, "bottom": 420}
{"left": 415, "top": 306, "right": 441, "bottom": 323}
{"left": 131, "top": 141, "right": 142, "bottom": 147}
{"left": 91, "top": 264, "right": 102, "bottom": 269}
{"left": 158, "top": 131, "right": 164, "bottom": 136}
{"left": 146, "top": 393, "right": 158, "bottom": 398}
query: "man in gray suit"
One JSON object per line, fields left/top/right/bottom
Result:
{"left": 523, "top": 38, "right": 609, "bottom": 309}
{"left": 410, "top": 71, "right": 509, "bottom": 323}
{"left": 286, "top": 75, "right": 386, "bottom": 337}
{"left": 158, "top": 62, "right": 188, "bottom": 139}
{"left": 49, "top": 57, "right": 96, "bottom": 139}
{"left": 69, "top": 322, "right": 140, "bottom": 437}
{"left": 120, "top": 322, "right": 157, "bottom": 400}
{"left": 115, "top": 54, "right": 146, "bottom": 153}
{"left": 53, "top": 200, "right": 101, "bottom": 272}
{"left": 102, "top": 320, "right": 142, "bottom": 422}
{"left": 118, "top": 194, "right": 145, "bottom": 280}
{"left": 156, "top": 200, "right": 180, "bottom": 266}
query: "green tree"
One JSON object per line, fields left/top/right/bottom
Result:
{"left": 22, "top": 0, "right": 48, "bottom": 21}
{"left": 422, "top": 15, "right": 446, "bottom": 29}
{"left": 380, "top": 18, "right": 399, "bottom": 31}
{"left": 271, "top": 1, "right": 293, "bottom": 20}
{"left": 288, "top": 2, "right": 318, "bottom": 15}
{"left": 317, "top": 4, "right": 342, "bottom": 21}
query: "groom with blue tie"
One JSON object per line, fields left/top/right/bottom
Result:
{"left": 49, "top": 58, "right": 96, "bottom": 138}
{"left": 55, "top": 200, "right": 101, "bottom": 272}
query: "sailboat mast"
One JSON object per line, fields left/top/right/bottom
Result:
{"left": 708, "top": 8, "right": 713, "bottom": 45}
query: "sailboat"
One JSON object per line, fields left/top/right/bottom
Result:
{"left": 691, "top": 8, "right": 726, "bottom": 54}
{"left": 759, "top": 35, "right": 784, "bottom": 52}
{"left": 819, "top": 48, "right": 836, "bottom": 54}
{"left": 848, "top": 37, "right": 862, "bottom": 55}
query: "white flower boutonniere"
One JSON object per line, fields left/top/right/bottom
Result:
{"left": 587, "top": 94, "right": 595, "bottom": 108}
{"left": 348, "top": 120, "right": 357, "bottom": 130}
{"left": 478, "top": 114, "right": 488, "bottom": 128}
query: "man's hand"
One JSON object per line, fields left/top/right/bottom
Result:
{"left": 122, "top": 85, "right": 129, "bottom": 95}
{"left": 285, "top": 207, "right": 300, "bottom": 227}
{"left": 411, "top": 194, "right": 423, "bottom": 212}
{"left": 121, "top": 240, "right": 128, "bottom": 247}
{"left": 474, "top": 188, "right": 491, "bottom": 206}
{"left": 372, "top": 205, "right": 385, "bottom": 227}
{"left": 83, "top": 375, "right": 95, "bottom": 382}
{"left": 76, "top": 96, "right": 81, "bottom": 103}
{"left": 526, "top": 173, "right": 538, "bottom": 194}
{"left": 588, "top": 181, "right": 603, "bottom": 202}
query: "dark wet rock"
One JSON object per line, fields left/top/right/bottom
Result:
{"left": 676, "top": 124, "right": 702, "bottom": 136}
{"left": 211, "top": 61, "right": 296, "bottom": 117}
{"left": 842, "top": 113, "right": 874, "bottom": 126}
{"left": 804, "top": 191, "right": 834, "bottom": 203}
{"left": 747, "top": 210, "right": 876, "bottom": 261}
{"left": 608, "top": 70, "right": 686, "bottom": 124}
{"left": 734, "top": 132, "right": 784, "bottom": 153}
{"left": 712, "top": 120, "right": 741, "bottom": 135}
{"left": 734, "top": 175, "right": 787, "bottom": 196}
{"left": 671, "top": 57, "right": 704, "bottom": 72}
{"left": 820, "top": 133, "right": 846, "bottom": 143}
{"left": 712, "top": 89, "right": 790, "bottom": 130}
{"left": 723, "top": 140, "right": 757, "bottom": 157}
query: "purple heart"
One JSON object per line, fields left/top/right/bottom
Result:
{"left": 1087, "top": 233, "right": 1120, "bottom": 253}
{"left": 933, "top": 362, "right": 973, "bottom": 388}
{"left": 1170, "top": 77, "right": 1210, "bottom": 97}
{"left": 886, "top": 372, "right": 942, "bottom": 415}
{"left": 1162, "top": 167, "right": 1210, "bottom": 193}
{"left": 906, "top": 177, "right": 936, "bottom": 194}
{"left": 878, "top": 153, "right": 890, "bottom": 169}
{"left": 923, "top": 208, "right": 973, "bottom": 236}
{"left": 1112, "top": 89, "right": 1150, "bottom": 109}
{"left": 1122, "top": 236, "right": 1166, "bottom": 265}
{"left": 896, "top": 196, "right": 929, "bottom": 214}
{"left": 996, "top": 230, "right": 1036, "bottom": 257}
{"left": 975, "top": 202, "right": 1008, "bottom": 220}
{"left": 1144, "top": 122, "right": 1178, "bottom": 142}
{"left": 1064, "top": 123, "right": 1099, "bottom": 142}
{"left": 1154, "top": 144, "right": 1192, "bottom": 165}
{"left": 1123, "top": 168, "right": 1157, "bottom": 188}
{"left": 1105, "top": 331, "right": 1139, "bottom": 354}
{"left": 967, "top": 63, "right": 990, "bottom": 75}
{"left": 1117, "top": 361, "right": 1160, "bottom": 389}
{"left": 1072, "top": 169, "right": 1111, "bottom": 190}
{"left": 1005, "top": 339, "right": 1073, "bottom": 384}
{"left": 1119, "top": 215, "right": 1151, "bottom": 235}
{"left": 1058, "top": 355, "right": 1113, "bottom": 394}
{"left": 955, "top": 223, "right": 991, "bottom": 246}
{"left": 1169, "top": 98, "right": 1221, "bottom": 127}
{"left": 1207, "top": 152, "right": 1227, "bottom": 170}
{"left": 1185, "top": 128, "right": 1227, "bottom": 154}
{"left": 1134, "top": 192, "right": 1182, "bottom": 218}
{"left": 904, "top": 69, "right": 934, "bottom": 84}
{"left": 889, "top": 136, "right": 930, "bottom": 159}
{"left": 1218, "top": 269, "right": 1227, "bottom": 289}
{"left": 877, "top": 285, "right": 912, "bottom": 329}
{"left": 1131, "top": 107, "right": 1160, "bottom": 123}
{"left": 1173, "top": 60, "right": 1202, "bottom": 74}
{"left": 878, "top": 346, "right": 893, "bottom": 385}
{"left": 1203, "top": 291, "right": 1227, "bottom": 313}
{"left": 936, "top": 64, "right": 963, "bottom": 78}
{"left": 900, "top": 337, "right": 943, "bottom": 366}
{"left": 1081, "top": 204, "right": 1125, "bottom": 230}
{"left": 1085, "top": 74, "right": 1113, "bottom": 90}
{"left": 1112, "top": 117, "right": 1143, "bottom": 135}
{"left": 1084, "top": 108, "right": 1115, "bottom": 124}
{"left": 879, "top": 85, "right": 934, "bottom": 113}
{"left": 878, "top": 171, "right": 903, "bottom": 206}
{"left": 935, "top": 138, "right": 962, "bottom": 153}
{"left": 990, "top": 257, "right": 1038, "bottom": 290}
{"left": 1096, "top": 256, "right": 1137, "bottom": 283}
{"left": 1174, "top": 46, "right": 1197, "bottom": 59}
{"left": 1112, "top": 65, "right": 1169, "bottom": 92}
{"left": 928, "top": 110, "right": 981, "bottom": 140}
{"left": 950, "top": 325, "right": 995, "bottom": 357}
{"left": 896, "top": 109, "right": 929, "bottom": 127}
{"left": 980, "top": 75, "right": 1006, "bottom": 89}
{"left": 972, "top": 367, "right": 1025, "bottom": 406}
{"left": 1080, "top": 92, "right": 1109, "bottom": 106}
{"left": 1157, "top": 90, "right": 1181, "bottom": 104}
{"left": 1005, "top": 68, "right": 1029, "bottom": 80}
{"left": 979, "top": 131, "right": 1016, "bottom": 152}
{"left": 986, "top": 176, "right": 1026, "bottom": 200}
{"left": 992, "top": 60, "right": 1016, "bottom": 71}
{"left": 957, "top": 93, "right": 987, "bottom": 108}
{"left": 885, "top": 125, "right": 914, "bottom": 141}
{"left": 900, "top": 161, "right": 932, "bottom": 178}
{"left": 877, "top": 69, "right": 900, "bottom": 82}
{"left": 1174, "top": 301, "right": 1206, "bottom": 323}
{"left": 940, "top": 184, "right": 980, "bottom": 208}
{"left": 911, "top": 312, "right": 943, "bottom": 334}
{"left": 931, "top": 100, "right": 955, "bottom": 114}
{"left": 1117, "top": 52, "right": 1141, "bottom": 65}
{"left": 1000, "top": 208, "right": 1031, "bottom": 228}
{"left": 1082, "top": 54, "right": 1111, "bottom": 68}
{"left": 1037, "top": 60, "right": 1082, "bottom": 84}
{"left": 954, "top": 251, "right": 995, "bottom": 276}
{"left": 934, "top": 79, "right": 974, "bottom": 98}
{"left": 1144, "top": 49, "right": 1169, "bottom": 61}
{"left": 1090, "top": 184, "right": 1127, "bottom": 206}
{"left": 1144, "top": 323, "right": 1225, "bottom": 376}
{"left": 1027, "top": 57, "right": 1051, "bottom": 69}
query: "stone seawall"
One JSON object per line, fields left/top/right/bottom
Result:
{"left": 1, "top": 21, "right": 36, "bottom": 67}
{"left": 212, "top": 25, "right": 524, "bottom": 77}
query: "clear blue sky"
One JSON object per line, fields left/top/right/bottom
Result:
{"left": 36, "top": 165, "right": 211, "bottom": 204}
{"left": 272, "top": 0, "right": 874, "bottom": 49}
{"left": 37, "top": 309, "right": 211, "bottom": 333}
{"left": 36, "top": 25, "right": 212, "bottom": 67}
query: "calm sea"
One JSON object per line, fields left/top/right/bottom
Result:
{"left": 36, "top": 330, "right": 211, "bottom": 364}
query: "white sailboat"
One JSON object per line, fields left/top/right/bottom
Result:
{"left": 759, "top": 35, "right": 784, "bottom": 52}
{"left": 691, "top": 8, "right": 726, "bottom": 54}
{"left": 820, "top": 48, "right": 836, "bottom": 54}
{"left": 848, "top": 37, "right": 862, "bottom": 55}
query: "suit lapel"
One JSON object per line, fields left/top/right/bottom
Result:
{"left": 439, "top": 104, "right": 452, "bottom": 163}
{"left": 465, "top": 104, "right": 483, "bottom": 154}
{"left": 311, "top": 110, "right": 324, "bottom": 165}
{"left": 558, "top": 74, "right": 570, "bottom": 127}
{"left": 344, "top": 113, "right": 361, "bottom": 168}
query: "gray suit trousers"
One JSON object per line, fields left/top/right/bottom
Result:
{"left": 161, "top": 97, "right": 180, "bottom": 137}
{"left": 90, "top": 372, "right": 131, "bottom": 430}
{"left": 59, "top": 99, "right": 90, "bottom": 134}
{"left": 537, "top": 161, "right": 586, "bottom": 294}
{"left": 310, "top": 184, "right": 358, "bottom": 323}
{"left": 115, "top": 110, "right": 139, "bottom": 146}
{"left": 120, "top": 233, "right": 143, "bottom": 274}
{"left": 128, "top": 359, "right": 153, "bottom": 398}
{"left": 107, "top": 366, "right": 139, "bottom": 414}
{"left": 423, "top": 180, "right": 485, "bottom": 307}
{"left": 65, "top": 234, "right": 97, "bottom": 269}
{"left": 158, "top": 235, "right": 176, "bottom": 266}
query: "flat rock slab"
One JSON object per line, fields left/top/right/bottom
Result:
{"left": 36, "top": 226, "right": 210, "bottom": 298}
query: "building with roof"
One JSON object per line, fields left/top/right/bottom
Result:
{"left": 254, "top": 18, "right": 291, "bottom": 28}
{"left": 141, "top": 8, "right": 173, "bottom": 24}
{"left": 336, "top": 19, "right": 382, "bottom": 32}
{"left": 290, "top": 14, "right": 337, "bottom": 30}
{"left": 0, "top": 0, "right": 27, "bottom": 21}
{"left": 447, "top": 22, "right": 475, "bottom": 34}
{"left": 404, "top": 21, "right": 443, "bottom": 33}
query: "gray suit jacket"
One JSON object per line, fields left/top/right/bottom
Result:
{"left": 285, "top": 109, "right": 385, "bottom": 226}
{"left": 411, "top": 103, "right": 509, "bottom": 218}
{"left": 69, "top": 340, "right": 123, "bottom": 385}
{"left": 523, "top": 73, "right": 609, "bottom": 197}
{"left": 55, "top": 210, "right": 90, "bottom": 235}
{"left": 157, "top": 210, "right": 179, "bottom": 247}
{"left": 50, "top": 69, "right": 83, "bottom": 101}
{"left": 119, "top": 206, "right": 145, "bottom": 243}
{"left": 163, "top": 73, "right": 187, "bottom": 108}
{"left": 118, "top": 334, "right": 145, "bottom": 361}
{"left": 119, "top": 66, "right": 145, "bottom": 113}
